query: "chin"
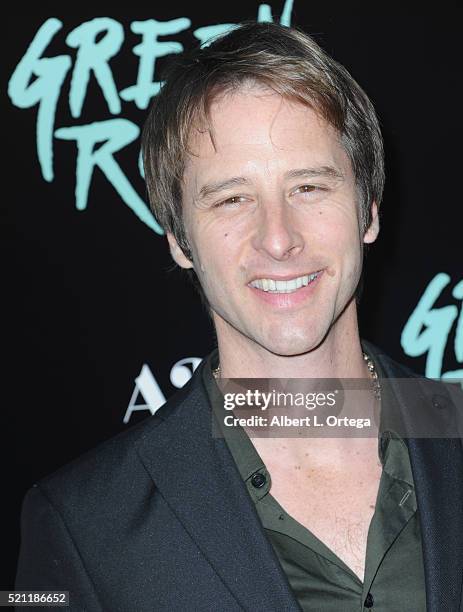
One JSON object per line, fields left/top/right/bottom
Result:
{"left": 259, "top": 330, "right": 325, "bottom": 358}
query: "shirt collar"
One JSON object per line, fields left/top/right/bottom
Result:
{"left": 201, "top": 343, "right": 414, "bottom": 492}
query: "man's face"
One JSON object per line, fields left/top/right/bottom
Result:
{"left": 168, "top": 84, "right": 379, "bottom": 356}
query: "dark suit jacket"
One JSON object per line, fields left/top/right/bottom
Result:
{"left": 16, "top": 341, "right": 463, "bottom": 611}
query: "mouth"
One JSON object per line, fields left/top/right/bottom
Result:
{"left": 248, "top": 271, "right": 322, "bottom": 294}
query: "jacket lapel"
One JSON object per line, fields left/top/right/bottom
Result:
{"left": 370, "top": 343, "right": 463, "bottom": 612}
{"left": 135, "top": 366, "right": 302, "bottom": 611}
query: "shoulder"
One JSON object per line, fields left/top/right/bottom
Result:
{"left": 27, "top": 362, "right": 207, "bottom": 514}
{"left": 368, "top": 339, "right": 461, "bottom": 394}
{"left": 362, "top": 338, "right": 463, "bottom": 436}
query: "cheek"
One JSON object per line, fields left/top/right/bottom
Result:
{"left": 313, "top": 210, "right": 359, "bottom": 251}
{"left": 191, "top": 228, "right": 236, "bottom": 290}
{"left": 315, "top": 211, "right": 363, "bottom": 281}
{"left": 196, "top": 220, "right": 242, "bottom": 260}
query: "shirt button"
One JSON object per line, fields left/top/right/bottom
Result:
{"left": 251, "top": 472, "right": 266, "bottom": 488}
{"left": 364, "top": 592, "right": 374, "bottom": 608}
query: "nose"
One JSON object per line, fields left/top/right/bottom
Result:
{"left": 251, "top": 201, "right": 304, "bottom": 261}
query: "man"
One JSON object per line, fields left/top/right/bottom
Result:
{"left": 16, "top": 21, "right": 462, "bottom": 611}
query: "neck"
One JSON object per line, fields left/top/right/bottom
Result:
{"left": 212, "top": 299, "right": 369, "bottom": 380}
{"left": 212, "top": 299, "right": 381, "bottom": 466}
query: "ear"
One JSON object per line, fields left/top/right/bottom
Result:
{"left": 166, "top": 231, "right": 194, "bottom": 269}
{"left": 363, "top": 201, "right": 380, "bottom": 244}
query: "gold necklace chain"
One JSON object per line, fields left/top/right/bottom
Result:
{"left": 212, "top": 351, "right": 381, "bottom": 400}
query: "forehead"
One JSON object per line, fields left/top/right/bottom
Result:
{"left": 183, "top": 84, "right": 348, "bottom": 178}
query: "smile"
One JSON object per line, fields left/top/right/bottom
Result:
{"left": 248, "top": 272, "right": 322, "bottom": 293}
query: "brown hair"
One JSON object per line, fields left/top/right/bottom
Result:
{"left": 142, "top": 21, "right": 384, "bottom": 307}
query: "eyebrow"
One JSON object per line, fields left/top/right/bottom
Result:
{"left": 196, "top": 166, "right": 344, "bottom": 201}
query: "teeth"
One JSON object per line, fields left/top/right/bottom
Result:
{"left": 250, "top": 272, "right": 320, "bottom": 293}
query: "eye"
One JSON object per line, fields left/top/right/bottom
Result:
{"left": 293, "top": 184, "right": 318, "bottom": 195}
{"left": 214, "top": 196, "right": 247, "bottom": 208}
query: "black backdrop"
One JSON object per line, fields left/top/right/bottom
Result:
{"left": 4, "top": 6, "right": 462, "bottom": 588}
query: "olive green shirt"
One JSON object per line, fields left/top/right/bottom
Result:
{"left": 202, "top": 348, "right": 427, "bottom": 611}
